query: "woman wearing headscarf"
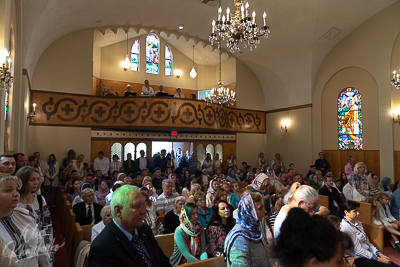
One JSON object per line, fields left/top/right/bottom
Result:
{"left": 308, "top": 174, "right": 321, "bottom": 191}
{"left": 95, "top": 180, "right": 109, "bottom": 201}
{"left": 224, "top": 192, "right": 270, "bottom": 267}
{"left": 266, "top": 167, "right": 278, "bottom": 186}
{"left": 275, "top": 172, "right": 290, "bottom": 196}
{"left": 368, "top": 174, "right": 384, "bottom": 196}
{"left": 170, "top": 203, "right": 208, "bottom": 266}
{"left": 44, "top": 153, "right": 59, "bottom": 207}
{"left": 206, "top": 178, "right": 220, "bottom": 208}
{"left": 381, "top": 177, "right": 393, "bottom": 196}
{"left": 247, "top": 173, "right": 271, "bottom": 214}
{"left": 227, "top": 168, "right": 239, "bottom": 183}
{"left": 352, "top": 162, "right": 370, "bottom": 202}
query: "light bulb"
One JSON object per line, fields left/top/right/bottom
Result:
{"left": 189, "top": 66, "right": 197, "bottom": 79}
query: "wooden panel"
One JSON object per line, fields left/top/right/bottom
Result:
{"left": 362, "top": 222, "right": 384, "bottom": 253}
{"left": 281, "top": 188, "right": 288, "bottom": 196}
{"left": 318, "top": 195, "right": 329, "bottom": 208}
{"left": 339, "top": 192, "right": 345, "bottom": 203}
{"left": 238, "top": 182, "right": 247, "bottom": 189}
{"left": 155, "top": 233, "right": 175, "bottom": 258}
{"left": 91, "top": 140, "right": 111, "bottom": 163}
{"left": 158, "top": 216, "right": 165, "bottom": 225}
{"left": 32, "top": 90, "right": 263, "bottom": 133}
{"left": 323, "top": 150, "right": 380, "bottom": 178}
{"left": 356, "top": 201, "right": 372, "bottom": 224}
{"left": 395, "top": 151, "right": 400, "bottom": 182}
{"left": 184, "top": 256, "right": 226, "bottom": 267}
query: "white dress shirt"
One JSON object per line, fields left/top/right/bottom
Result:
{"left": 142, "top": 86, "right": 155, "bottom": 96}
{"left": 91, "top": 221, "right": 105, "bottom": 242}
{"left": 174, "top": 93, "right": 185, "bottom": 98}
{"left": 93, "top": 157, "right": 110, "bottom": 177}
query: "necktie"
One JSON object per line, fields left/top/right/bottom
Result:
{"left": 87, "top": 205, "right": 92, "bottom": 225}
{"left": 131, "top": 234, "right": 153, "bottom": 267}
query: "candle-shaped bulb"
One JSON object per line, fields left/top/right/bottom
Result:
{"left": 397, "top": 73, "right": 400, "bottom": 78}
{"left": 245, "top": 2, "right": 249, "bottom": 17}
{"left": 33, "top": 103, "right": 36, "bottom": 111}
{"left": 241, "top": 5, "right": 245, "bottom": 19}
{"left": 252, "top": 11, "right": 256, "bottom": 24}
{"left": 226, "top": 7, "right": 230, "bottom": 21}
{"left": 212, "top": 20, "right": 215, "bottom": 33}
{"left": 263, "top": 12, "right": 267, "bottom": 26}
{"left": 222, "top": 15, "right": 225, "bottom": 23}
{"left": 218, "top": 6, "right": 222, "bottom": 20}
{"left": 394, "top": 70, "right": 397, "bottom": 74}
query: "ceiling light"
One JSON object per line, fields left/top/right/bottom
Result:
{"left": 178, "top": 25, "right": 184, "bottom": 30}
{"left": 189, "top": 45, "right": 197, "bottom": 79}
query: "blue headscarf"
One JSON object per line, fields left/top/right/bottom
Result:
{"left": 381, "top": 177, "right": 392, "bottom": 189}
{"left": 224, "top": 193, "right": 262, "bottom": 259}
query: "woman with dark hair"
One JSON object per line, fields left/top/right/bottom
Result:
{"left": 274, "top": 208, "right": 353, "bottom": 267}
{"left": 340, "top": 172, "right": 348, "bottom": 187}
{"left": 178, "top": 157, "right": 189, "bottom": 174}
{"left": 381, "top": 177, "right": 393, "bottom": 195}
{"left": 109, "top": 154, "right": 121, "bottom": 176}
{"left": 181, "top": 177, "right": 194, "bottom": 199}
{"left": 44, "top": 153, "right": 59, "bottom": 207}
{"left": 16, "top": 166, "right": 53, "bottom": 255}
{"left": 206, "top": 178, "right": 220, "bottom": 208}
{"left": 223, "top": 192, "right": 269, "bottom": 267}
{"left": 339, "top": 200, "right": 399, "bottom": 266}
{"left": 308, "top": 174, "right": 321, "bottom": 191}
{"left": 368, "top": 174, "right": 384, "bottom": 196}
{"left": 28, "top": 155, "right": 44, "bottom": 194}
{"left": 170, "top": 203, "right": 208, "bottom": 266}
{"left": 67, "top": 179, "right": 81, "bottom": 203}
{"left": 206, "top": 200, "right": 235, "bottom": 257}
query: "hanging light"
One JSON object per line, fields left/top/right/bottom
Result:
{"left": 189, "top": 45, "right": 197, "bottom": 79}
{"left": 391, "top": 70, "right": 400, "bottom": 89}
{"left": 121, "top": 32, "right": 130, "bottom": 71}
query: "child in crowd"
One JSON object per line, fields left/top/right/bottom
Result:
{"left": 335, "top": 179, "right": 343, "bottom": 192}
{"left": 230, "top": 181, "right": 240, "bottom": 196}
{"left": 221, "top": 182, "right": 240, "bottom": 207}
{"left": 201, "top": 169, "right": 209, "bottom": 186}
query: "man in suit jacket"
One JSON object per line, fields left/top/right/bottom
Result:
{"left": 318, "top": 175, "right": 342, "bottom": 215}
{"left": 73, "top": 188, "right": 102, "bottom": 225}
{"left": 88, "top": 185, "right": 171, "bottom": 267}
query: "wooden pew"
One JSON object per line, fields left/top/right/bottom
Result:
{"left": 318, "top": 195, "right": 329, "bottom": 208}
{"left": 155, "top": 233, "right": 175, "bottom": 258}
{"left": 362, "top": 222, "right": 384, "bottom": 253}
{"left": 68, "top": 209, "right": 76, "bottom": 253}
{"left": 356, "top": 201, "right": 372, "bottom": 224}
{"left": 73, "top": 222, "right": 94, "bottom": 259}
{"left": 281, "top": 188, "right": 288, "bottom": 196}
{"left": 268, "top": 185, "right": 276, "bottom": 195}
{"left": 184, "top": 256, "right": 226, "bottom": 267}
{"left": 339, "top": 192, "right": 345, "bottom": 203}
{"left": 64, "top": 201, "right": 72, "bottom": 248}
{"left": 238, "top": 182, "right": 247, "bottom": 189}
{"left": 63, "top": 198, "right": 69, "bottom": 235}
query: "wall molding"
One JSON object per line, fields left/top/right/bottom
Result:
{"left": 265, "top": 104, "right": 312, "bottom": 114}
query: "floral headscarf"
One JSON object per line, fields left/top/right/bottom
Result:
{"left": 248, "top": 173, "right": 269, "bottom": 194}
{"left": 179, "top": 205, "right": 201, "bottom": 256}
{"left": 224, "top": 193, "right": 262, "bottom": 259}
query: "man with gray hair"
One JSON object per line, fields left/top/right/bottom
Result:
{"left": 343, "top": 174, "right": 354, "bottom": 201}
{"left": 156, "top": 179, "right": 179, "bottom": 216}
{"left": 73, "top": 188, "right": 102, "bottom": 226}
{"left": 91, "top": 205, "right": 112, "bottom": 242}
{"left": 88, "top": 185, "right": 171, "bottom": 267}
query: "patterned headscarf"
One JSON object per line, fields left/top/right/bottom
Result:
{"left": 248, "top": 173, "right": 269, "bottom": 194}
{"left": 179, "top": 205, "right": 201, "bottom": 256}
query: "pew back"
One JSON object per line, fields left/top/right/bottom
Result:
{"left": 356, "top": 201, "right": 372, "bottom": 224}
{"left": 238, "top": 182, "right": 248, "bottom": 189}
{"left": 155, "top": 233, "right": 175, "bottom": 258}
{"left": 362, "top": 222, "right": 384, "bottom": 253}
{"left": 318, "top": 195, "right": 329, "bottom": 208}
{"left": 281, "top": 188, "right": 288, "bottom": 196}
{"left": 268, "top": 185, "right": 276, "bottom": 195}
{"left": 184, "top": 256, "right": 226, "bottom": 267}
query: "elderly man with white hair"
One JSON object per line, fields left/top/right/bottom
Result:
{"left": 91, "top": 205, "right": 112, "bottom": 242}
{"left": 343, "top": 174, "right": 354, "bottom": 201}
{"left": 88, "top": 185, "right": 171, "bottom": 267}
{"left": 73, "top": 188, "right": 103, "bottom": 226}
{"left": 156, "top": 179, "right": 179, "bottom": 216}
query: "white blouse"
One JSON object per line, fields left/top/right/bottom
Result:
{"left": 0, "top": 208, "right": 52, "bottom": 267}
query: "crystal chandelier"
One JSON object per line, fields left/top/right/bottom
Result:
{"left": 205, "top": 47, "right": 236, "bottom": 106}
{"left": 391, "top": 70, "right": 400, "bottom": 89}
{"left": 209, "top": 0, "right": 270, "bottom": 53}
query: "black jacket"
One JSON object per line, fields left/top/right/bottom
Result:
{"left": 73, "top": 202, "right": 102, "bottom": 226}
{"left": 88, "top": 219, "right": 171, "bottom": 267}
{"left": 319, "top": 185, "right": 342, "bottom": 215}
{"left": 164, "top": 210, "right": 180, "bottom": 234}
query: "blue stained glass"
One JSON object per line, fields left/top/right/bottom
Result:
{"left": 131, "top": 39, "right": 140, "bottom": 72}
{"left": 146, "top": 34, "right": 159, "bottom": 74}
{"left": 165, "top": 45, "right": 172, "bottom": 76}
{"left": 337, "top": 87, "right": 363, "bottom": 150}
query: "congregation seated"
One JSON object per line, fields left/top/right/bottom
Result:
{"left": 73, "top": 188, "right": 102, "bottom": 226}
{"left": 343, "top": 174, "right": 354, "bottom": 201}
{"left": 67, "top": 178, "right": 81, "bottom": 203}
{"left": 224, "top": 192, "right": 270, "bottom": 267}
{"left": 307, "top": 174, "right": 320, "bottom": 191}
{"left": 164, "top": 196, "right": 186, "bottom": 234}
{"left": 194, "top": 191, "right": 212, "bottom": 228}
{"left": 170, "top": 203, "right": 208, "bottom": 266}
{"left": 338, "top": 200, "right": 399, "bottom": 266}
{"left": 156, "top": 179, "right": 179, "bottom": 216}
{"left": 206, "top": 200, "right": 235, "bottom": 257}
{"left": 91, "top": 205, "right": 112, "bottom": 242}
{"left": 140, "top": 190, "right": 164, "bottom": 236}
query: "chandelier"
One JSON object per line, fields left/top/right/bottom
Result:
{"left": 209, "top": 0, "right": 270, "bottom": 53}
{"left": 391, "top": 70, "right": 400, "bottom": 89}
{"left": 205, "top": 47, "right": 236, "bottom": 106}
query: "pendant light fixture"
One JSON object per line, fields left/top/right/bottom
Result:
{"left": 122, "top": 32, "right": 130, "bottom": 71}
{"left": 189, "top": 45, "right": 197, "bottom": 79}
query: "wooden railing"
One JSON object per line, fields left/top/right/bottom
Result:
{"left": 31, "top": 90, "right": 265, "bottom": 133}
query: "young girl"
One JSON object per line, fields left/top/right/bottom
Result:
{"left": 221, "top": 182, "right": 240, "bottom": 207}
{"left": 201, "top": 169, "right": 209, "bottom": 186}
{"left": 230, "top": 181, "right": 240, "bottom": 196}
{"left": 373, "top": 193, "right": 400, "bottom": 251}
{"left": 206, "top": 178, "right": 220, "bottom": 208}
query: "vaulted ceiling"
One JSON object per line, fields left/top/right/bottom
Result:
{"left": 22, "top": 0, "right": 398, "bottom": 109}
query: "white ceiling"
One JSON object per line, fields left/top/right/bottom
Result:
{"left": 22, "top": 0, "right": 398, "bottom": 109}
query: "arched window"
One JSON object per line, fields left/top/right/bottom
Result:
{"left": 136, "top": 142, "right": 147, "bottom": 159}
{"left": 145, "top": 34, "right": 159, "bottom": 74}
{"left": 215, "top": 144, "right": 223, "bottom": 163}
{"left": 206, "top": 144, "right": 214, "bottom": 160}
{"left": 111, "top": 142, "right": 122, "bottom": 162}
{"left": 124, "top": 142, "right": 135, "bottom": 161}
{"left": 196, "top": 144, "right": 205, "bottom": 164}
{"left": 131, "top": 39, "right": 140, "bottom": 72}
{"left": 165, "top": 45, "right": 173, "bottom": 76}
{"left": 338, "top": 87, "right": 363, "bottom": 150}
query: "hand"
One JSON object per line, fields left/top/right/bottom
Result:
{"left": 380, "top": 225, "right": 385, "bottom": 230}
{"left": 264, "top": 194, "right": 270, "bottom": 200}
{"left": 377, "top": 254, "right": 390, "bottom": 264}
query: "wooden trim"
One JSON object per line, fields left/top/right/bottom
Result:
{"left": 265, "top": 104, "right": 312, "bottom": 114}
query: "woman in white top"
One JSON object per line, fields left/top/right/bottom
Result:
{"left": 227, "top": 154, "right": 236, "bottom": 169}
{"left": 91, "top": 205, "right": 112, "bottom": 242}
{"left": 213, "top": 153, "right": 221, "bottom": 172}
{"left": 72, "top": 154, "right": 85, "bottom": 180}
{"left": 274, "top": 182, "right": 319, "bottom": 240}
{"left": 258, "top": 153, "right": 267, "bottom": 169}
{"left": 109, "top": 154, "right": 121, "bottom": 177}
{"left": 0, "top": 234, "right": 18, "bottom": 267}
{"left": 0, "top": 175, "right": 52, "bottom": 267}
{"left": 339, "top": 200, "right": 397, "bottom": 266}
{"left": 202, "top": 153, "right": 214, "bottom": 174}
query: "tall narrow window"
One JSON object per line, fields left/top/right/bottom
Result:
{"left": 131, "top": 39, "right": 140, "bottom": 72}
{"left": 338, "top": 87, "right": 363, "bottom": 150}
{"left": 111, "top": 142, "right": 122, "bottom": 162}
{"left": 145, "top": 34, "right": 159, "bottom": 74}
{"left": 124, "top": 143, "right": 135, "bottom": 161}
{"left": 165, "top": 45, "right": 173, "bottom": 76}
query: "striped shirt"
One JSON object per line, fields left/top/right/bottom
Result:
{"left": 156, "top": 192, "right": 179, "bottom": 214}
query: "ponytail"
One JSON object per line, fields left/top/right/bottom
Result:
{"left": 284, "top": 182, "right": 319, "bottom": 205}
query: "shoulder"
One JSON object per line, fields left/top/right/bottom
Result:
{"left": 94, "top": 203, "right": 103, "bottom": 209}
{"left": 13, "top": 207, "right": 30, "bottom": 216}
{"left": 74, "top": 201, "right": 85, "bottom": 209}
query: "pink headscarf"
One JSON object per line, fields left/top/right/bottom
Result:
{"left": 248, "top": 173, "right": 269, "bottom": 193}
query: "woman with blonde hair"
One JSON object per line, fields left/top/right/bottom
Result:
{"left": 72, "top": 153, "right": 85, "bottom": 180}
{"left": 352, "top": 162, "right": 370, "bottom": 202}
{"left": 274, "top": 182, "right": 320, "bottom": 239}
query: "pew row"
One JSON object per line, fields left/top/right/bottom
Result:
{"left": 73, "top": 222, "right": 94, "bottom": 259}
{"left": 184, "top": 256, "right": 226, "bottom": 267}
{"left": 362, "top": 222, "right": 385, "bottom": 253}
{"left": 318, "top": 195, "right": 329, "bottom": 208}
{"left": 356, "top": 201, "right": 372, "bottom": 224}
{"left": 155, "top": 233, "right": 175, "bottom": 258}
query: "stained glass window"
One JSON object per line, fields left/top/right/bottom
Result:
{"left": 338, "top": 87, "right": 363, "bottom": 150}
{"left": 4, "top": 91, "right": 9, "bottom": 120}
{"left": 131, "top": 39, "right": 140, "bottom": 72}
{"left": 165, "top": 45, "right": 173, "bottom": 76}
{"left": 145, "top": 34, "right": 159, "bottom": 74}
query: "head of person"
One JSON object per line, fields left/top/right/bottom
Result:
{"left": 215, "top": 188, "right": 228, "bottom": 202}
{"left": 158, "top": 85, "right": 164, "bottom": 91}
{"left": 85, "top": 173, "right": 94, "bottom": 184}
{"left": 288, "top": 168, "right": 295, "bottom": 177}
{"left": 81, "top": 188, "right": 95, "bottom": 205}
{"left": 194, "top": 191, "right": 206, "bottom": 209}
{"left": 143, "top": 182, "right": 153, "bottom": 195}
{"left": 339, "top": 172, "right": 346, "bottom": 181}
{"left": 27, "top": 156, "right": 38, "bottom": 168}
{"left": 327, "top": 215, "right": 341, "bottom": 231}
{"left": 190, "top": 183, "right": 202, "bottom": 195}
{"left": 117, "top": 173, "right": 126, "bottom": 181}
{"left": 210, "top": 200, "right": 232, "bottom": 224}
{"left": 138, "top": 189, "right": 152, "bottom": 208}
{"left": 98, "top": 151, "right": 104, "bottom": 159}
{"left": 95, "top": 170, "right": 103, "bottom": 179}
{"left": 127, "top": 153, "right": 132, "bottom": 160}
{"left": 111, "top": 185, "right": 146, "bottom": 232}
{"left": 280, "top": 166, "right": 285, "bottom": 173}
{"left": 294, "top": 174, "right": 302, "bottom": 184}
{"left": 273, "top": 208, "right": 353, "bottom": 267}
{"left": 180, "top": 202, "right": 199, "bottom": 226}
{"left": 348, "top": 155, "right": 355, "bottom": 163}
{"left": 284, "top": 183, "right": 320, "bottom": 215}
{"left": 236, "top": 192, "right": 266, "bottom": 239}
{"left": 144, "top": 79, "right": 149, "bottom": 87}
{"left": 124, "top": 176, "right": 132, "bottom": 185}
{"left": 112, "top": 171, "right": 118, "bottom": 180}
{"left": 323, "top": 175, "right": 334, "bottom": 189}
{"left": 126, "top": 84, "right": 132, "bottom": 91}
{"left": 154, "top": 168, "right": 161, "bottom": 178}
{"left": 211, "top": 178, "right": 220, "bottom": 191}
{"left": 0, "top": 154, "right": 16, "bottom": 175}
{"left": 173, "top": 196, "right": 186, "bottom": 214}
{"left": 318, "top": 152, "right": 324, "bottom": 159}
{"left": 162, "top": 179, "right": 174, "bottom": 196}
{"left": 222, "top": 182, "right": 231, "bottom": 193}
{"left": 381, "top": 176, "right": 392, "bottom": 188}
{"left": 337, "top": 201, "right": 360, "bottom": 223}
{"left": 310, "top": 165, "right": 316, "bottom": 172}
{"left": 353, "top": 162, "right": 366, "bottom": 175}
{"left": 0, "top": 175, "right": 22, "bottom": 215}
{"left": 100, "top": 180, "right": 108, "bottom": 190}
{"left": 335, "top": 179, "right": 342, "bottom": 188}
{"left": 13, "top": 153, "right": 27, "bottom": 169}
{"left": 176, "top": 87, "right": 181, "bottom": 94}
{"left": 112, "top": 154, "right": 119, "bottom": 162}
{"left": 275, "top": 153, "right": 280, "bottom": 159}
{"left": 15, "top": 166, "right": 39, "bottom": 196}
{"left": 76, "top": 154, "right": 84, "bottom": 163}
{"left": 112, "top": 182, "right": 123, "bottom": 193}
{"left": 71, "top": 170, "right": 78, "bottom": 179}
{"left": 377, "top": 192, "right": 390, "bottom": 206}
{"left": 69, "top": 179, "right": 81, "bottom": 194}
{"left": 247, "top": 172, "right": 255, "bottom": 181}
{"left": 230, "top": 182, "right": 239, "bottom": 193}
{"left": 100, "top": 205, "right": 112, "bottom": 226}
{"left": 259, "top": 152, "right": 264, "bottom": 158}
{"left": 160, "top": 149, "right": 166, "bottom": 157}
{"left": 67, "top": 149, "right": 76, "bottom": 160}
{"left": 33, "top": 151, "right": 41, "bottom": 160}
